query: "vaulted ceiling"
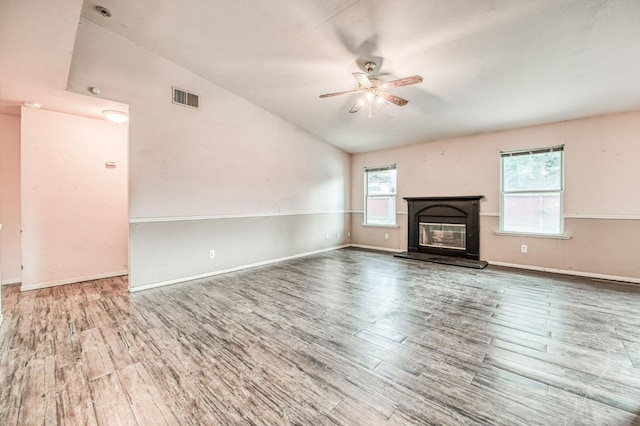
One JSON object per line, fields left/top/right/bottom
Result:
{"left": 3, "top": 0, "right": 640, "bottom": 153}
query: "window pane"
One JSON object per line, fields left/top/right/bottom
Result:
{"left": 367, "top": 170, "right": 396, "bottom": 195}
{"left": 365, "top": 166, "right": 397, "bottom": 225}
{"left": 503, "top": 151, "right": 562, "bottom": 192}
{"left": 502, "top": 193, "right": 561, "bottom": 234}
{"left": 366, "top": 196, "right": 396, "bottom": 225}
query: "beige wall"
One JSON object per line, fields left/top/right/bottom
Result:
{"left": 351, "top": 111, "right": 640, "bottom": 282}
{"left": 0, "top": 113, "right": 21, "bottom": 284}
{"left": 68, "top": 20, "right": 351, "bottom": 289}
{"left": 20, "top": 107, "right": 129, "bottom": 290}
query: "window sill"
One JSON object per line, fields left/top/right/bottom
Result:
{"left": 494, "top": 231, "right": 571, "bottom": 240}
{"left": 361, "top": 223, "right": 400, "bottom": 229}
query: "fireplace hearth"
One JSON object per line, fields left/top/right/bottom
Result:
{"left": 395, "top": 196, "right": 488, "bottom": 269}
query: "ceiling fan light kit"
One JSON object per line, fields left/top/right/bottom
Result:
{"left": 320, "top": 61, "right": 423, "bottom": 117}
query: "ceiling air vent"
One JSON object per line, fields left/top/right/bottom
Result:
{"left": 172, "top": 87, "right": 199, "bottom": 109}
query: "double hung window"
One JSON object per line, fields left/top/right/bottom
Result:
{"left": 364, "top": 164, "right": 397, "bottom": 226}
{"left": 500, "top": 146, "right": 564, "bottom": 235}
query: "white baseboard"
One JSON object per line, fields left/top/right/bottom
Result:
{"left": 24, "top": 248, "right": 632, "bottom": 295}
{"left": 349, "top": 244, "right": 404, "bottom": 253}
{"left": 130, "top": 245, "right": 350, "bottom": 293}
{"left": 487, "top": 261, "right": 639, "bottom": 285}
{"left": 1, "top": 278, "right": 21, "bottom": 286}
{"left": 350, "top": 246, "right": 639, "bottom": 285}
{"left": 20, "top": 270, "right": 129, "bottom": 292}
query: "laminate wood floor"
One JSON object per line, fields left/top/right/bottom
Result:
{"left": 2, "top": 248, "right": 640, "bottom": 425}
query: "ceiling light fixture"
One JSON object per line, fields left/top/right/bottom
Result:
{"left": 356, "top": 89, "right": 384, "bottom": 118}
{"left": 103, "top": 110, "right": 128, "bottom": 124}
{"left": 320, "top": 61, "right": 423, "bottom": 118}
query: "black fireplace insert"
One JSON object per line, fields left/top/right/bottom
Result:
{"left": 404, "top": 196, "right": 484, "bottom": 261}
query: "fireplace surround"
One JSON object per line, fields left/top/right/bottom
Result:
{"left": 395, "top": 196, "right": 488, "bottom": 269}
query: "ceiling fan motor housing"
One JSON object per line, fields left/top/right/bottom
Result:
{"left": 364, "top": 61, "right": 377, "bottom": 73}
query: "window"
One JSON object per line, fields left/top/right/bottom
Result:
{"left": 365, "top": 164, "right": 397, "bottom": 225}
{"left": 500, "top": 146, "right": 564, "bottom": 235}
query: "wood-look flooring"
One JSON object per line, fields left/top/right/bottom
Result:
{"left": 1, "top": 247, "right": 640, "bottom": 425}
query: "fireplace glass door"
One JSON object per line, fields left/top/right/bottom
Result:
{"left": 420, "top": 223, "right": 466, "bottom": 251}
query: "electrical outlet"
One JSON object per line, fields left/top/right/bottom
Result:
{"left": 385, "top": 233, "right": 389, "bottom": 240}
{"left": 336, "top": 232, "right": 340, "bottom": 239}
{"left": 347, "top": 231, "right": 351, "bottom": 237}
{"left": 325, "top": 233, "right": 329, "bottom": 240}
{"left": 209, "top": 249, "right": 215, "bottom": 259}
{"left": 520, "top": 244, "right": 528, "bottom": 253}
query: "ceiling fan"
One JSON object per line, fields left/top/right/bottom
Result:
{"left": 319, "top": 61, "right": 423, "bottom": 117}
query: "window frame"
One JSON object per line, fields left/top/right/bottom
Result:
{"left": 364, "top": 164, "right": 397, "bottom": 226}
{"left": 499, "top": 145, "right": 565, "bottom": 236}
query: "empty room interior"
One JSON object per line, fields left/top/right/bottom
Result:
{"left": 1, "top": 1, "right": 640, "bottom": 425}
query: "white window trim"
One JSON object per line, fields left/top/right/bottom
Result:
{"left": 361, "top": 223, "right": 400, "bottom": 229}
{"left": 364, "top": 164, "right": 397, "bottom": 226}
{"left": 494, "top": 230, "right": 571, "bottom": 239}
{"left": 499, "top": 146, "right": 565, "bottom": 237}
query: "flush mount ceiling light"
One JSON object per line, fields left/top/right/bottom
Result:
{"left": 103, "top": 110, "right": 128, "bottom": 124}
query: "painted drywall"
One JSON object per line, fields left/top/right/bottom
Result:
{"left": 20, "top": 107, "right": 128, "bottom": 290}
{"left": 351, "top": 110, "right": 640, "bottom": 281}
{"left": 130, "top": 213, "right": 349, "bottom": 289}
{"left": 0, "top": 113, "right": 21, "bottom": 284}
{"left": 68, "top": 19, "right": 351, "bottom": 289}
{"left": 0, "top": 0, "right": 83, "bottom": 90}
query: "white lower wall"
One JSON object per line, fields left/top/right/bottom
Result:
{"left": 129, "top": 213, "right": 350, "bottom": 289}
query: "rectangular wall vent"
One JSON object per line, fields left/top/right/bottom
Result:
{"left": 172, "top": 87, "right": 199, "bottom": 109}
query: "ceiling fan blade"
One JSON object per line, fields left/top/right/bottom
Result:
{"left": 382, "top": 92, "right": 409, "bottom": 106}
{"left": 352, "top": 72, "right": 372, "bottom": 89}
{"left": 349, "top": 97, "right": 365, "bottom": 113}
{"left": 382, "top": 75, "right": 423, "bottom": 89}
{"left": 319, "top": 89, "right": 362, "bottom": 98}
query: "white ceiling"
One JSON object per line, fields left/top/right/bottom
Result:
{"left": 4, "top": 1, "right": 640, "bottom": 152}
{"left": 0, "top": 0, "right": 127, "bottom": 117}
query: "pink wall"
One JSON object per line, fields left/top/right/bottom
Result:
{"left": 351, "top": 110, "right": 640, "bottom": 282}
{"left": 20, "top": 107, "right": 129, "bottom": 290}
{"left": 0, "top": 113, "right": 22, "bottom": 284}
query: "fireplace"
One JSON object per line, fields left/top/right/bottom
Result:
{"left": 395, "top": 196, "right": 487, "bottom": 268}
{"left": 420, "top": 223, "right": 466, "bottom": 251}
